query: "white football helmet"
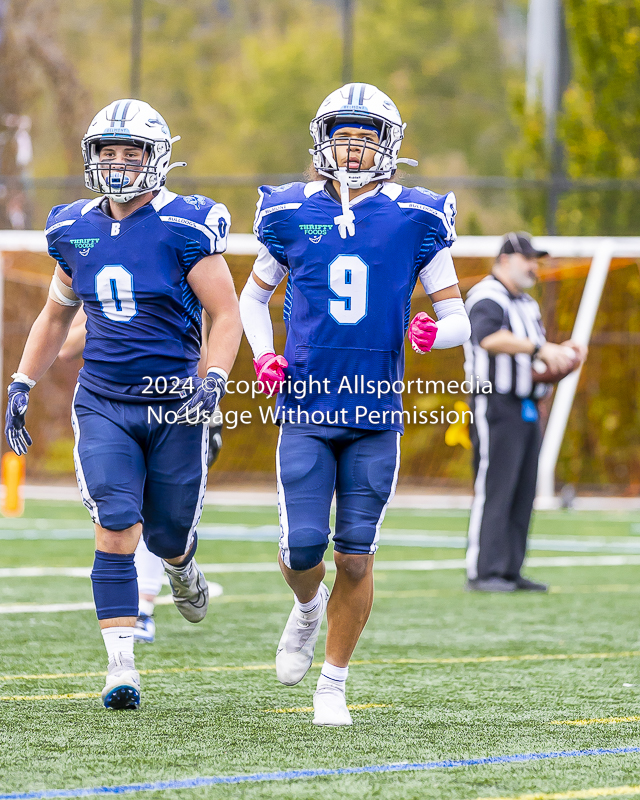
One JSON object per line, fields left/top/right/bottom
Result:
{"left": 82, "top": 99, "right": 185, "bottom": 203}
{"left": 310, "top": 83, "right": 407, "bottom": 190}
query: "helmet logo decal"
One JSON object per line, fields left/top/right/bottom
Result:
{"left": 146, "top": 116, "right": 169, "bottom": 135}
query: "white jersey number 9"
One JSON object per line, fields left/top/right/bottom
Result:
{"left": 328, "top": 255, "right": 368, "bottom": 325}
{"left": 95, "top": 265, "right": 138, "bottom": 322}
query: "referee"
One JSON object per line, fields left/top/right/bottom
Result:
{"left": 463, "top": 232, "right": 586, "bottom": 593}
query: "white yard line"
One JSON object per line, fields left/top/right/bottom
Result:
{"left": 0, "top": 584, "right": 223, "bottom": 615}
{"left": 3, "top": 554, "right": 640, "bottom": 583}
{"left": 17, "top": 485, "right": 640, "bottom": 511}
{"left": 4, "top": 524, "right": 640, "bottom": 554}
{"left": 0, "top": 602, "right": 96, "bottom": 614}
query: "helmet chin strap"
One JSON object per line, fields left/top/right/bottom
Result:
{"left": 332, "top": 170, "right": 356, "bottom": 239}
{"left": 104, "top": 160, "right": 186, "bottom": 203}
{"left": 108, "top": 193, "right": 134, "bottom": 204}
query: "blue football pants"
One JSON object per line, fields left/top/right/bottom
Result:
{"left": 71, "top": 384, "right": 208, "bottom": 559}
{"left": 276, "top": 423, "right": 400, "bottom": 570}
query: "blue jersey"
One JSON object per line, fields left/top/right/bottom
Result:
{"left": 45, "top": 189, "right": 230, "bottom": 402}
{"left": 254, "top": 180, "right": 458, "bottom": 433}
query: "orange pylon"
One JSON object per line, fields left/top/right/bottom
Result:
{"left": 1, "top": 450, "right": 25, "bottom": 517}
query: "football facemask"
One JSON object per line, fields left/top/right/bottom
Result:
{"left": 82, "top": 99, "right": 186, "bottom": 203}
{"left": 310, "top": 83, "right": 414, "bottom": 190}
{"left": 310, "top": 84, "right": 417, "bottom": 237}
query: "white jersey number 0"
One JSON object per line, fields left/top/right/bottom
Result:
{"left": 328, "top": 254, "right": 368, "bottom": 325}
{"left": 95, "top": 265, "right": 138, "bottom": 322}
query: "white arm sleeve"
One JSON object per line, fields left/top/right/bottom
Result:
{"left": 252, "top": 243, "right": 288, "bottom": 286}
{"left": 239, "top": 273, "right": 278, "bottom": 360}
{"left": 418, "top": 247, "right": 458, "bottom": 295}
{"left": 431, "top": 297, "right": 471, "bottom": 349}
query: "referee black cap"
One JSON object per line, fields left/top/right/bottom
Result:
{"left": 498, "top": 232, "right": 548, "bottom": 259}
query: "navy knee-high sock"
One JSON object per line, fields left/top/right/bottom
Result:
{"left": 91, "top": 551, "right": 138, "bottom": 620}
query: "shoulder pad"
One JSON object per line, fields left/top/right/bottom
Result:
{"left": 253, "top": 182, "right": 306, "bottom": 235}
{"left": 157, "top": 193, "right": 231, "bottom": 254}
{"left": 44, "top": 199, "right": 86, "bottom": 240}
{"left": 396, "top": 187, "right": 457, "bottom": 243}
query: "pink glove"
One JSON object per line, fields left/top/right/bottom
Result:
{"left": 408, "top": 312, "right": 438, "bottom": 354}
{"left": 253, "top": 352, "right": 288, "bottom": 395}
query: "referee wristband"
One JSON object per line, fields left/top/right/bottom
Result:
{"left": 531, "top": 344, "right": 541, "bottom": 359}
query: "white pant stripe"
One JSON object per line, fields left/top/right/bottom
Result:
{"left": 185, "top": 422, "right": 209, "bottom": 556}
{"left": 371, "top": 431, "right": 401, "bottom": 553}
{"left": 275, "top": 425, "right": 291, "bottom": 567}
{"left": 70, "top": 384, "right": 101, "bottom": 526}
{"left": 466, "top": 394, "right": 489, "bottom": 580}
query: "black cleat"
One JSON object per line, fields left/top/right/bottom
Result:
{"left": 465, "top": 577, "right": 517, "bottom": 593}
{"left": 515, "top": 576, "right": 549, "bottom": 592}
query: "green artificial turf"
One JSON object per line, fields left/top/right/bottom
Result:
{"left": 1, "top": 501, "right": 640, "bottom": 799}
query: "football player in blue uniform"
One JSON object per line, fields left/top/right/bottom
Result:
{"left": 240, "top": 83, "right": 471, "bottom": 726}
{"left": 58, "top": 307, "right": 225, "bottom": 645}
{"left": 5, "top": 99, "right": 242, "bottom": 709}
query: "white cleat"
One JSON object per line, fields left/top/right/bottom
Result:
{"left": 163, "top": 558, "right": 209, "bottom": 623}
{"left": 276, "top": 583, "right": 330, "bottom": 686}
{"left": 312, "top": 685, "right": 352, "bottom": 726}
{"left": 101, "top": 656, "right": 140, "bottom": 710}
{"left": 133, "top": 613, "right": 156, "bottom": 644}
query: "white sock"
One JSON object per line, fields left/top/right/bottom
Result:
{"left": 101, "top": 627, "right": 135, "bottom": 666}
{"left": 163, "top": 559, "right": 191, "bottom": 575}
{"left": 135, "top": 538, "right": 165, "bottom": 596}
{"left": 295, "top": 587, "right": 324, "bottom": 620}
{"left": 138, "top": 598, "right": 155, "bottom": 617}
{"left": 317, "top": 661, "right": 348, "bottom": 693}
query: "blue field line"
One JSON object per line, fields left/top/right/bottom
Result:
{"left": 2, "top": 746, "right": 640, "bottom": 799}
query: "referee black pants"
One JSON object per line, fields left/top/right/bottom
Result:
{"left": 466, "top": 392, "right": 541, "bottom": 581}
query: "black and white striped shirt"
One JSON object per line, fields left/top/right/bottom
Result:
{"left": 463, "top": 275, "right": 547, "bottom": 399}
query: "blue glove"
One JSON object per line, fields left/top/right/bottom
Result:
{"left": 175, "top": 369, "right": 226, "bottom": 425}
{"left": 5, "top": 381, "right": 33, "bottom": 456}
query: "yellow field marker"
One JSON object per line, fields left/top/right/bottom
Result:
{"left": 0, "top": 691, "right": 100, "bottom": 702}
{"left": 351, "top": 650, "right": 640, "bottom": 666}
{"left": 2, "top": 650, "right": 640, "bottom": 685}
{"left": 1, "top": 451, "right": 25, "bottom": 518}
{"left": 550, "top": 585, "right": 640, "bottom": 595}
{"left": 472, "top": 785, "right": 640, "bottom": 800}
{"left": 550, "top": 715, "right": 640, "bottom": 726}
{"left": 263, "top": 703, "right": 392, "bottom": 713}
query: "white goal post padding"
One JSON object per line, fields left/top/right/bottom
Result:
{"left": 2, "top": 231, "right": 640, "bottom": 501}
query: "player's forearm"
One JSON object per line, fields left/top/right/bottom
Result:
{"left": 58, "top": 323, "right": 86, "bottom": 362}
{"left": 205, "top": 311, "right": 243, "bottom": 375}
{"left": 430, "top": 298, "right": 471, "bottom": 349}
{"left": 17, "top": 301, "right": 79, "bottom": 381}
{"left": 480, "top": 329, "right": 535, "bottom": 356}
{"left": 239, "top": 274, "right": 277, "bottom": 359}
